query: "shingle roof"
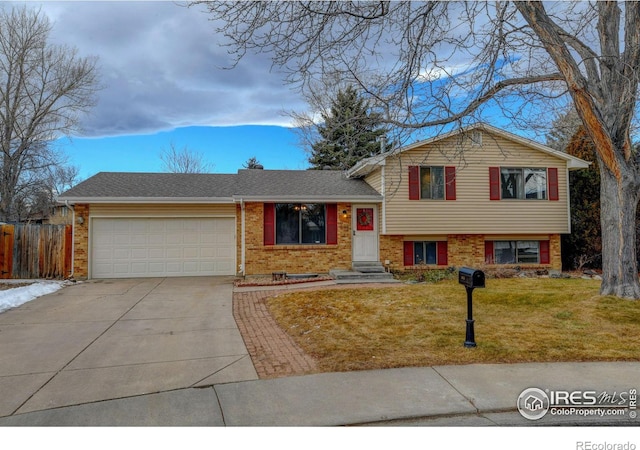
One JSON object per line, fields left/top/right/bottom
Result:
{"left": 58, "top": 172, "right": 238, "bottom": 200}
{"left": 235, "top": 169, "right": 380, "bottom": 199}
{"left": 58, "top": 170, "right": 381, "bottom": 203}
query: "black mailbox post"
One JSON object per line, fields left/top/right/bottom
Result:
{"left": 458, "top": 267, "right": 485, "bottom": 347}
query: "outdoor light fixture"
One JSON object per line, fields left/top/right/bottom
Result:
{"left": 77, "top": 216, "right": 84, "bottom": 224}
{"left": 341, "top": 209, "right": 348, "bottom": 219}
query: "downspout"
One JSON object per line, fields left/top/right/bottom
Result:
{"left": 381, "top": 165, "right": 387, "bottom": 234}
{"left": 379, "top": 136, "right": 387, "bottom": 234}
{"left": 240, "top": 198, "right": 246, "bottom": 277}
{"left": 64, "top": 200, "right": 75, "bottom": 278}
{"left": 565, "top": 168, "right": 571, "bottom": 234}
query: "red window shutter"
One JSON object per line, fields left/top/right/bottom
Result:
{"left": 548, "top": 167, "right": 559, "bottom": 201}
{"left": 408, "top": 166, "right": 420, "bottom": 200}
{"left": 489, "top": 167, "right": 501, "bottom": 200}
{"left": 540, "top": 240, "right": 550, "bottom": 264}
{"left": 484, "top": 241, "right": 494, "bottom": 264}
{"left": 445, "top": 166, "right": 456, "bottom": 200}
{"left": 403, "top": 241, "right": 414, "bottom": 266}
{"left": 437, "top": 241, "right": 448, "bottom": 265}
{"left": 326, "top": 204, "right": 338, "bottom": 245}
{"left": 263, "top": 203, "right": 275, "bottom": 246}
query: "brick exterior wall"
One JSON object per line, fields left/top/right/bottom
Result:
{"left": 241, "top": 202, "right": 353, "bottom": 275}
{"left": 379, "top": 235, "right": 404, "bottom": 272}
{"left": 380, "top": 233, "right": 563, "bottom": 271}
{"left": 73, "top": 204, "right": 90, "bottom": 279}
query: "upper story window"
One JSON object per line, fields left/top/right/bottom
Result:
{"left": 490, "top": 167, "right": 559, "bottom": 201}
{"left": 420, "top": 166, "right": 445, "bottom": 200}
{"left": 501, "top": 168, "right": 547, "bottom": 200}
{"left": 409, "top": 166, "right": 456, "bottom": 201}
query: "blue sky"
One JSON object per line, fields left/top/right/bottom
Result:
{"left": 26, "top": 1, "right": 558, "bottom": 182}
{"left": 20, "top": 1, "right": 314, "bottom": 180}
{"left": 56, "top": 125, "right": 308, "bottom": 179}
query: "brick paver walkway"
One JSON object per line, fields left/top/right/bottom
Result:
{"left": 233, "top": 289, "right": 318, "bottom": 379}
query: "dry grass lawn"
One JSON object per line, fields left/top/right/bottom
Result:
{"left": 266, "top": 278, "right": 640, "bottom": 372}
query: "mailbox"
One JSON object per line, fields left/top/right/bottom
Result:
{"left": 458, "top": 267, "right": 485, "bottom": 348}
{"left": 458, "top": 267, "right": 485, "bottom": 289}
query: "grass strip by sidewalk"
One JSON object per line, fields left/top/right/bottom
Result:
{"left": 266, "top": 278, "right": 640, "bottom": 372}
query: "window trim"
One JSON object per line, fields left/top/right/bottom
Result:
{"left": 490, "top": 167, "right": 558, "bottom": 201}
{"left": 420, "top": 166, "right": 445, "bottom": 200}
{"left": 485, "top": 240, "right": 551, "bottom": 265}
{"left": 264, "top": 203, "right": 338, "bottom": 246}
{"left": 403, "top": 240, "right": 448, "bottom": 266}
{"left": 408, "top": 165, "right": 456, "bottom": 201}
{"left": 275, "top": 203, "right": 327, "bottom": 245}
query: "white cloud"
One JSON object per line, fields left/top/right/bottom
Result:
{"left": 35, "top": 1, "right": 304, "bottom": 137}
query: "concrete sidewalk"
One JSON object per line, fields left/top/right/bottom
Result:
{"left": 1, "top": 361, "right": 638, "bottom": 426}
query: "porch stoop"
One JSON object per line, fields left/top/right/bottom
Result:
{"left": 329, "top": 261, "right": 398, "bottom": 284}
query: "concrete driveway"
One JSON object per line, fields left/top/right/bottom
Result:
{"left": 0, "top": 277, "right": 257, "bottom": 418}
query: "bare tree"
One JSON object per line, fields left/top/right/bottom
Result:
{"left": 242, "top": 156, "right": 262, "bottom": 169}
{"left": 160, "top": 141, "right": 214, "bottom": 173}
{"left": 194, "top": 1, "right": 640, "bottom": 299}
{"left": 16, "top": 164, "right": 80, "bottom": 222}
{"left": 0, "top": 5, "right": 99, "bottom": 222}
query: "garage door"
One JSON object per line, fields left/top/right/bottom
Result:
{"left": 91, "top": 218, "right": 235, "bottom": 278}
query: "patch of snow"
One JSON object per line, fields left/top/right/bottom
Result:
{"left": 0, "top": 281, "right": 66, "bottom": 313}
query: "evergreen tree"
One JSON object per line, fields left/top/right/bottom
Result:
{"left": 308, "top": 86, "right": 389, "bottom": 170}
{"left": 561, "top": 127, "right": 602, "bottom": 270}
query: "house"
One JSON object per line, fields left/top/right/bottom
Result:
{"left": 57, "top": 124, "right": 589, "bottom": 279}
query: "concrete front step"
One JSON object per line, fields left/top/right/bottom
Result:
{"left": 351, "top": 261, "right": 387, "bottom": 273}
{"left": 329, "top": 269, "right": 399, "bottom": 284}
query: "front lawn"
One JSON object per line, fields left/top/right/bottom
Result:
{"left": 266, "top": 278, "right": 640, "bottom": 372}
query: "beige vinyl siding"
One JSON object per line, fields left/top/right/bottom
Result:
{"left": 89, "top": 203, "right": 236, "bottom": 218}
{"left": 364, "top": 169, "right": 383, "bottom": 194}
{"left": 383, "top": 131, "right": 570, "bottom": 235}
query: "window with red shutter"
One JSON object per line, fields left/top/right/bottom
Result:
{"left": 326, "top": 204, "right": 338, "bottom": 245}
{"left": 540, "top": 240, "right": 550, "bottom": 264}
{"left": 489, "top": 167, "right": 501, "bottom": 200}
{"left": 263, "top": 203, "right": 275, "bottom": 246}
{"left": 437, "top": 241, "right": 448, "bottom": 265}
{"left": 408, "top": 166, "right": 420, "bottom": 200}
{"left": 548, "top": 168, "right": 559, "bottom": 201}
{"left": 445, "top": 166, "right": 456, "bottom": 200}
{"left": 403, "top": 241, "right": 414, "bottom": 266}
{"left": 484, "top": 241, "right": 494, "bottom": 264}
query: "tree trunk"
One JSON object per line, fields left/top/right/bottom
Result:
{"left": 598, "top": 158, "right": 640, "bottom": 299}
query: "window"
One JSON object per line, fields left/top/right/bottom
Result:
{"left": 409, "top": 166, "right": 456, "bottom": 200}
{"left": 403, "top": 241, "right": 448, "bottom": 266}
{"left": 420, "top": 167, "right": 445, "bottom": 200}
{"left": 275, "top": 203, "right": 326, "bottom": 245}
{"left": 493, "top": 241, "right": 540, "bottom": 264}
{"left": 414, "top": 241, "right": 438, "bottom": 264}
{"left": 500, "top": 168, "right": 547, "bottom": 200}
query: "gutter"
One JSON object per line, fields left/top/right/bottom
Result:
{"left": 57, "top": 197, "right": 236, "bottom": 204}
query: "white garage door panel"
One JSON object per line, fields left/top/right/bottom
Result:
{"left": 92, "top": 218, "right": 235, "bottom": 278}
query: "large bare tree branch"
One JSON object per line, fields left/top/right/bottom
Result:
{"left": 0, "top": 5, "right": 99, "bottom": 221}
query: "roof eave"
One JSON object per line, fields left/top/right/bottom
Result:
{"left": 346, "top": 154, "right": 387, "bottom": 178}
{"left": 232, "top": 195, "right": 383, "bottom": 203}
{"left": 57, "top": 197, "right": 236, "bottom": 205}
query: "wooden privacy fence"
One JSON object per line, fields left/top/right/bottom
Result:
{"left": 0, "top": 223, "right": 73, "bottom": 279}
